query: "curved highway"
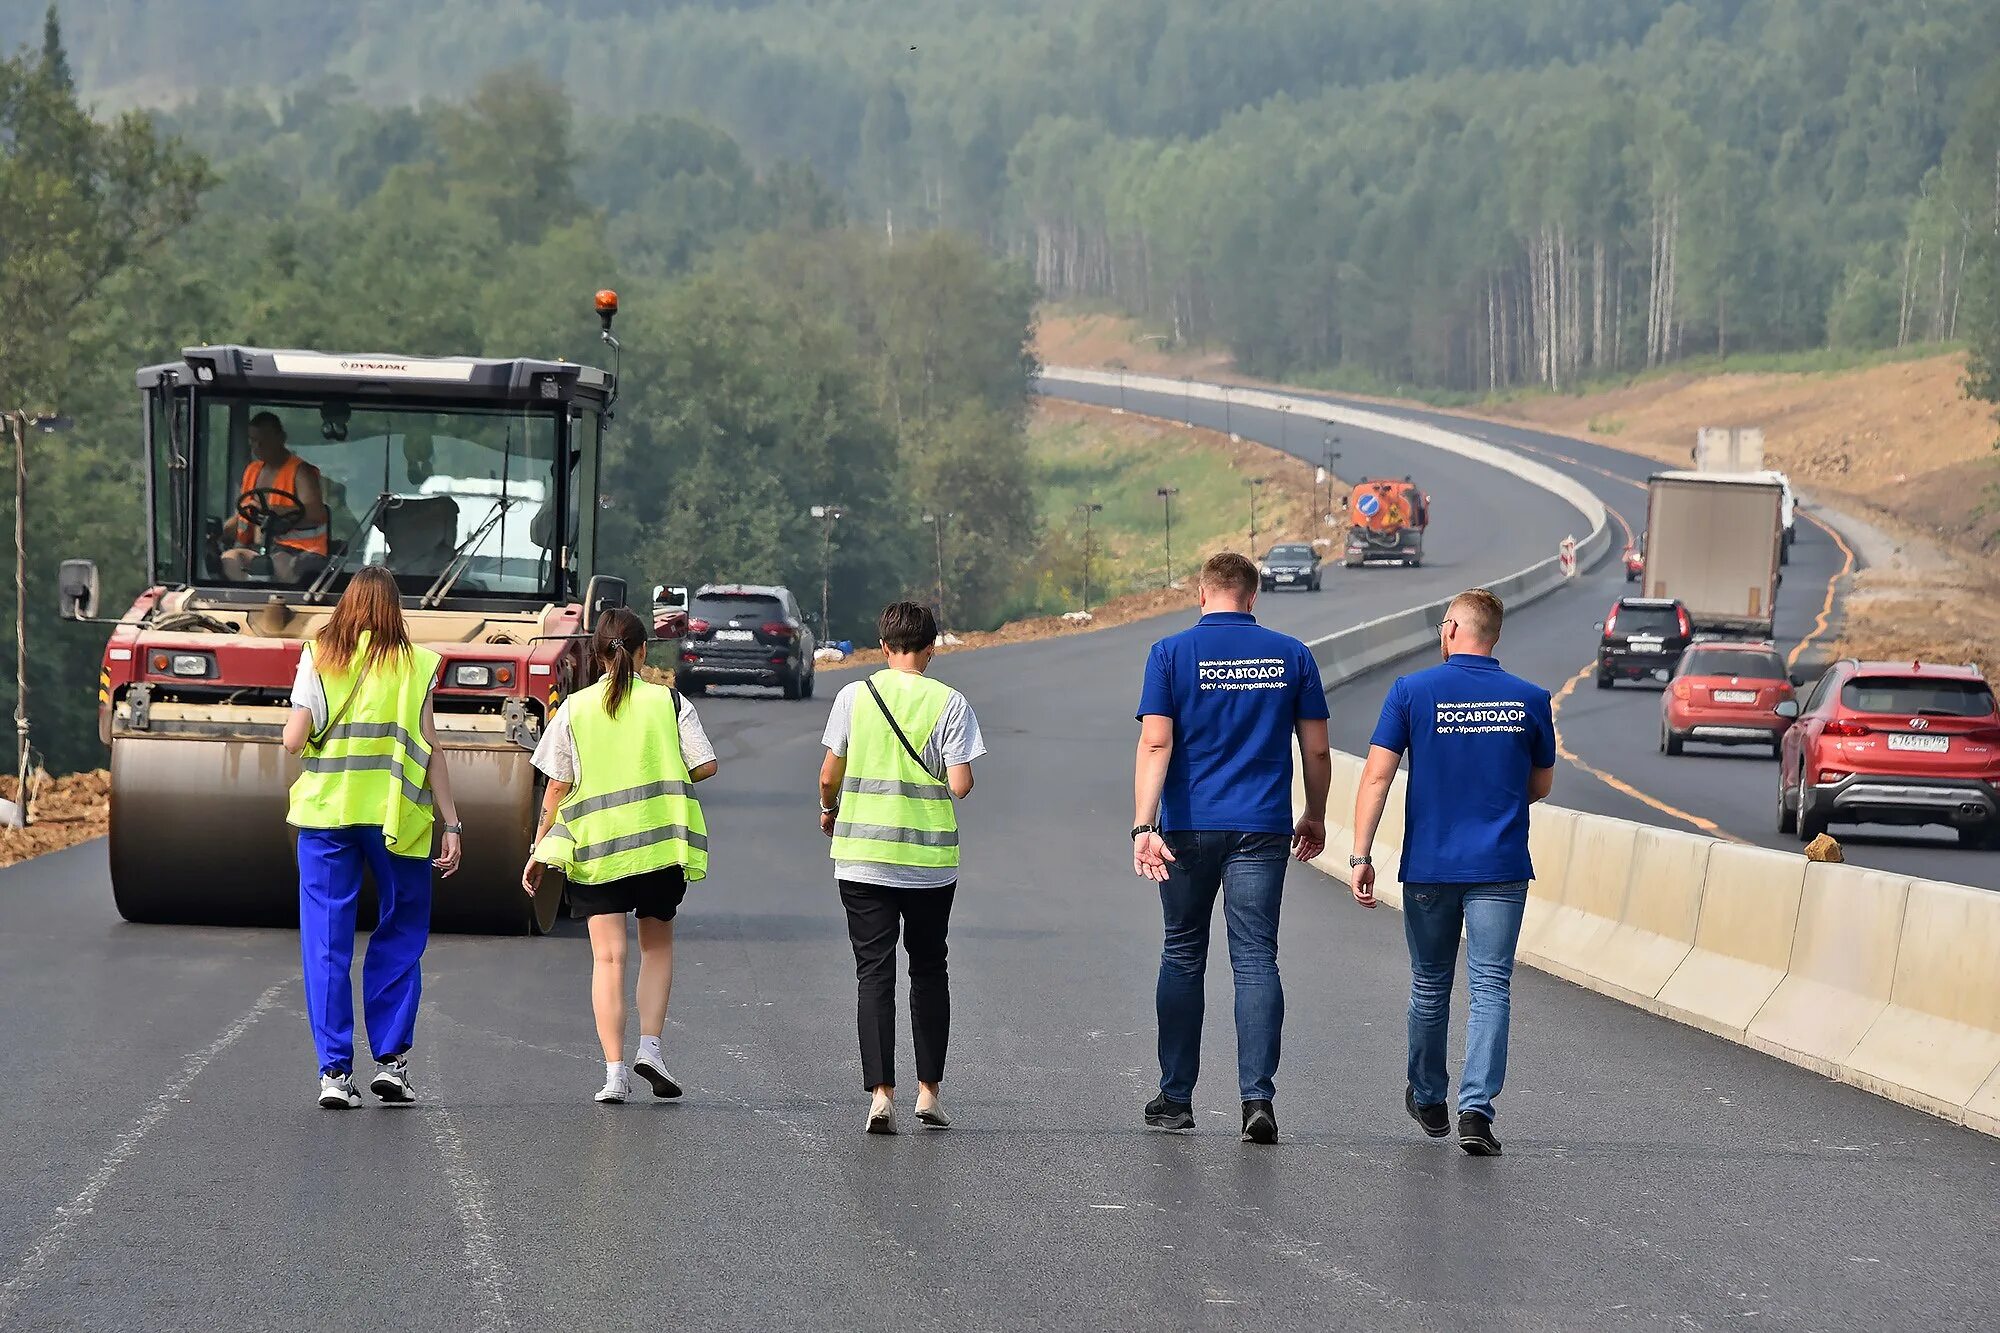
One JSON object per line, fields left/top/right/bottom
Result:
{"left": 1, "top": 378, "right": 1995, "bottom": 1330}
{"left": 1048, "top": 376, "right": 1994, "bottom": 891}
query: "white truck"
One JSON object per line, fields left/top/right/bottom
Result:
{"left": 1692, "top": 427, "right": 1795, "bottom": 563}
{"left": 1643, "top": 471, "right": 1785, "bottom": 638}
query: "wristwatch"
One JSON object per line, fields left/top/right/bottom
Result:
{"left": 443, "top": 822, "right": 463, "bottom": 835}
{"left": 1348, "top": 854, "right": 1372, "bottom": 868}
{"left": 1131, "top": 823, "right": 1160, "bottom": 840}
{"left": 819, "top": 803, "right": 839, "bottom": 816}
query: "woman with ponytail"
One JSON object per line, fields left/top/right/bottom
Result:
{"left": 526, "top": 606, "right": 718, "bottom": 1103}
{"left": 282, "top": 564, "right": 461, "bottom": 1110}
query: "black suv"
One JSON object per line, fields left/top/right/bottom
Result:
{"left": 1596, "top": 596, "right": 1692, "bottom": 689}
{"left": 677, "top": 584, "right": 819, "bottom": 699}
{"left": 1259, "top": 543, "right": 1323, "bottom": 592}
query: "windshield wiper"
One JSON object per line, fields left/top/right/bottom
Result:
{"left": 422, "top": 498, "right": 522, "bottom": 608}
{"left": 306, "top": 492, "right": 395, "bottom": 604}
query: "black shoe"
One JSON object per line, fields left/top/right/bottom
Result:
{"left": 1458, "top": 1110, "right": 1502, "bottom": 1156}
{"left": 1144, "top": 1093, "right": 1195, "bottom": 1132}
{"left": 1240, "top": 1099, "right": 1277, "bottom": 1145}
{"left": 1405, "top": 1086, "right": 1450, "bottom": 1138}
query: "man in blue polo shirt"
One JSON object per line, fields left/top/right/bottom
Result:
{"left": 1132, "top": 552, "right": 1331, "bottom": 1144}
{"left": 1350, "top": 587, "right": 1555, "bottom": 1157}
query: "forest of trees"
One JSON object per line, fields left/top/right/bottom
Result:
{"left": 1, "top": 16, "right": 1040, "bottom": 771}
{"left": 8, "top": 0, "right": 2000, "bottom": 391}
{"left": 6, "top": 1, "right": 2000, "bottom": 769}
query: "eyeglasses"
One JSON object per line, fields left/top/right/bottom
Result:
{"left": 1439, "top": 618, "right": 1457, "bottom": 633}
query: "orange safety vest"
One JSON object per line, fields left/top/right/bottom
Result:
{"left": 236, "top": 454, "right": 329, "bottom": 556}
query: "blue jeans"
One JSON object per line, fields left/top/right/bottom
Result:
{"left": 1403, "top": 881, "right": 1528, "bottom": 1120}
{"left": 297, "top": 826, "right": 434, "bottom": 1077}
{"left": 1156, "top": 831, "right": 1289, "bottom": 1102}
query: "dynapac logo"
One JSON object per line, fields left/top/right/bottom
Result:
{"left": 270, "top": 352, "right": 476, "bottom": 382}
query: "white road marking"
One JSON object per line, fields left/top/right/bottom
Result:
{"left": 428, "top": 1106, "right": 514, "bottom": 1332}
{"left": 0, "top": 978, "right": 293, "bottom": 1324}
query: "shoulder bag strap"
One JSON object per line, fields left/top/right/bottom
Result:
{"left": 864, "top": 678, "right": 943, "bottom": 784}
{"left": 308, "top": 653, "right": 376, "bottom": 752}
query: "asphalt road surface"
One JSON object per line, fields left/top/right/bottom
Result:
{"left": 4, "top": 380, "right": 1998, "bottom": 1330}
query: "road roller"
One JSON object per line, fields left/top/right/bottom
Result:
{"left": 62, "top": 303, "right": 634, "bottom": 933}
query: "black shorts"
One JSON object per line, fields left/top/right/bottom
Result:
{"left": 566, "top": 866, "right": 688, "bottom": 921}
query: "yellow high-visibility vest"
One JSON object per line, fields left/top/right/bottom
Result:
{"left": 534, "top": 678, "right": 708, "bottom": 884}
{"left": 830, "top": 670, "right": 958, "bottom": 869}
{"left": 287, "top": 632, "right": 441, "bottom": 857}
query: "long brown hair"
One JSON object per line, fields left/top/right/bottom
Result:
{"left": 314, "top": 566, "right": 412, "bottom": 675}
{"left": 590, "top": 606, "right": 648, "bottom": 718}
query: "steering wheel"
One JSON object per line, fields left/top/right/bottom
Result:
{"left": 235, "top": 487, "right": 306, "bottom": 544}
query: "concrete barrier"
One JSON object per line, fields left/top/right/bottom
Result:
{"left": 1526, "top": 816, "right": 1638, "bottom": 984}
{"left": 1653, "top": 843, "right": 1806, "bottom": 1039}
{"left": 1520, "top": 804, "right": 1579, "bottom": 950}
{"left": 1589, "top": 826, "right": 1712, "bottom": 1003}
{"left": 1844, "top": 879, "right": 2000, "bottom": 1121}
{"left": 1745, "top": 864, "right": 1911, "bottom": 1076}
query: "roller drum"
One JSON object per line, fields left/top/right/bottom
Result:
{"left": 108, "top": 736, "right": 555, "bottom": 935}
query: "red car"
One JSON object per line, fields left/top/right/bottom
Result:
{"left": 1623, "top": 540, "right": 1645, "bottom": 583}
{"left": 1777, "top": 659, "right": 2000, "bottom": 847}
{"left": 1659, "top": 640, "right": 1797, "bottom": 756}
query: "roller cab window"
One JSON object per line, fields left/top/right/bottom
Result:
{"left": 191, "top": 396, "right": 563, "bottom": 602}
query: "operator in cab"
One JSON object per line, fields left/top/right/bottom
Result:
{"left": 221, "top": 412, "right": 331, "bottom": 583}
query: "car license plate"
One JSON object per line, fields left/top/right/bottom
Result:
{"left": 1628, "top": 636, "right": 1663, "bottom": 649}
{"left": 715, "top": 629, "right": 754, "bottom": 642}
{"left": 1886, "top": 733, "right": 1949, "bottom": 753}
{"left": 1275, "top": 573, "right": 1296, "bottom": 582}
{"left": 1713, "top": 690, "right": 1757, "bottom": 704}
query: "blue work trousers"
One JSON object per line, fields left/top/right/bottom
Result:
{"left": 1403, "top": 881, "right": 1528, "bottom": 1120}
{"left": 1155, "top": 830, "right": 1289, "bottom": 1103}
{"left": 297, "top": 826, "right": 434, "bottom": 1076}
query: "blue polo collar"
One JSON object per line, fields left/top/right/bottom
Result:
{"left": 1446, "top": 653, "right": 1500, "bottom": 668}
{"left": 1198, "top": 612, "right": 1258, "bottom": 625}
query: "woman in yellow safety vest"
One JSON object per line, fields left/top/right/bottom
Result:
{"left": 283, "top": 564, "right": 462, "bottom": 1110}
{"left": 524, "top": 606, "right": 718, "bottom": 1104}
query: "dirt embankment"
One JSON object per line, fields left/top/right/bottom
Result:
{"left": 0, "top": 771, "right": 111, "bottom": 868}
{"left": 1489, "top": 354, "right": 2000, "bottom": 672}
{"left": 1036, "top": 310, "right": 1236, "bottom": 379}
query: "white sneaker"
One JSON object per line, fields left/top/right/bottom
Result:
{"left": 370, "top": 1058, "right": 416, "bottom": 1104}
{"left": 633, "top": 1052, "right": 683, "bottom": 1100}
{"left": 594, "top": 1072, "right": 630, "bottom": 1104}
{"left": 318, "top": 1073, "right": 361, "bottom": 1109}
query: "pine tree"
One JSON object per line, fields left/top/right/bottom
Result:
{"left": 39, "top": 4, "right": 72, "bottom": 93}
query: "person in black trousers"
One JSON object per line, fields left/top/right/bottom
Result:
{"left": 818, "top": 603, "right": 986, "bottom": 1133}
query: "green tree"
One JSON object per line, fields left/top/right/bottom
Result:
{"left": 0, "top": 31, "right": 210, "bottom": 773}
{"left": 37, "top": 3, "right": 68, "bottom": 92}
{"left": 437, "top": 67, "right": 582, "bottom": 246}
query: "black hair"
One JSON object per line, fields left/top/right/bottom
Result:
{"left": 878, "top": 601, "right": 939, "bottom": 655}
{"left": 590, "top": 606, "right": 648, "bottom": 718}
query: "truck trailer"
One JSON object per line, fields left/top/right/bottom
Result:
{"left": 1642, "top": 471, "right": 1785, "bottom": 638}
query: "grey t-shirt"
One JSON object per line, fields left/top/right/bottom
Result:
{"left": 822, "top": 676, "right": 985, "bottom": 889}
